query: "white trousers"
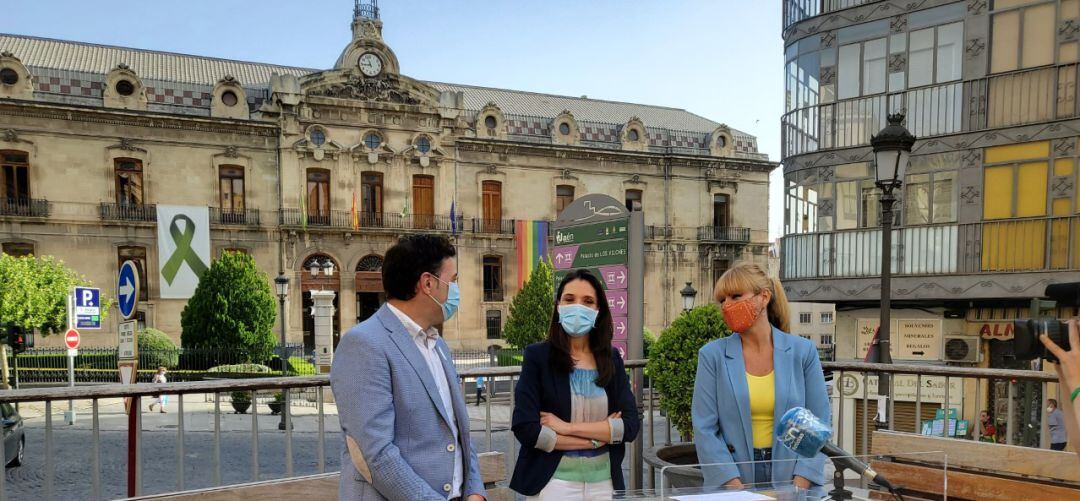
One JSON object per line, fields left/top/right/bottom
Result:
{"left": 526, "top": 478, "right": 614, "bottom": 501}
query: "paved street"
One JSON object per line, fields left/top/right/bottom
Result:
{"left": 3, "top": 393, "right": 670, "bottom": 500}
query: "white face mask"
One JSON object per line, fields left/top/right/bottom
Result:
{"left": 1048, "top": 406, "right": 1055, "bottom": 413}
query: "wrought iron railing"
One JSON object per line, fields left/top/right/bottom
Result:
{"left": 279, "top": 209, "right": 463, "bottom": 233}
{"left": 783, "top": 0, "right": 875, "bottom": 31}
{"left": 780, "top": 215, "right": 1080, "bottom": 280}
{"left": 697, "top": 225, "right": 752, "bottom": 243}
{"left": 99, "top": 202, "right": 157, "bottom": 222}
{"left": 0, "top": 197, "right": 50, "bottom": 217}
{"left": 211, "top": 207, "right": 261, "bottom": 226}
{"left": 470, "top": 217, "right": 516, "bottom": 235}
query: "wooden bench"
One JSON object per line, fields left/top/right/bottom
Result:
{"left": 135, "top": 451, "right": 510, "bottom": 500}
{"left": 869, "top": 430, "right": 1080, "bottom": 501}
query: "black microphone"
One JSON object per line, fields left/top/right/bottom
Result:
{"left": 776, "top": 407, "right": 896, "bottom": 492}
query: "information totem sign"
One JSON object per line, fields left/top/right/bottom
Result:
{"left": 551, "top": 194, "right": 644, "bottom": 362}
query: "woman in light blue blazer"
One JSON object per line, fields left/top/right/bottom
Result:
{"left": 692, "top": 262, "right": 830, "bottom": 494}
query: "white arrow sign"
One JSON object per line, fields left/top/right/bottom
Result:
{"left": 617, "top": 322, "right": 626, "bottom": 336}
{"left": 617, "top": 297, "right": 626, "bottom": 309}
{"left": 119, "top": 276, "right": 135, "bottom": 303}
{"left": 555, "top": 254, "right": 565, "bottom": 264}
{"left": 617, "top": 270, "right": 626, "bottom": 284}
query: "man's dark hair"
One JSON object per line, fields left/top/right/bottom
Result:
{"left": 383, "top": 234, "right": 456, "bottom": 301}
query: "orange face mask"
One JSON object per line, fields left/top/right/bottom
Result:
{"left": 722, "top": 294, "right": 763, "bottom": 333}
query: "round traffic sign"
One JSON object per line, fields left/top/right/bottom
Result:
{"left": 65, "top": 328, "right": 81, "bottom": 349}
{"left": 117, "top": 260, "right": 140, "bottom": 320}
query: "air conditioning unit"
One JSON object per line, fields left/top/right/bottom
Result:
{"left": 943, "top": 336, "right": 979, "bottom": 363}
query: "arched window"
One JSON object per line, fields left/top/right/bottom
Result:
{"left": 356, "top": 254, "right": 384, "bottom": 272}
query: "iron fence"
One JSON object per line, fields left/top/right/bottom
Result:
{"left": 210, "top": 207, "right": 261, "bottom": 226}
{"left": 0, "top": 197, "right": 50, "bottom": 217}
{"left": 99, "top": 202, "right": 157, "bottom": 222}
{"left": 279, "top": 209, "right": 463, "bottom": 233}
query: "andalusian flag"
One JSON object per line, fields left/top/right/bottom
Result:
{"left": 515, "top": 220, "right": 549, "bottom": 288}
{"left": 299, "top": 185, "right": 307, "bottom": 230}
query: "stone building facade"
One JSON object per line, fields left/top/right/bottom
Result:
{"left": 0, "top": 3, "right": 773, "bottom": 351}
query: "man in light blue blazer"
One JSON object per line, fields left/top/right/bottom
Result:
{"left": 693, "top": 326, "right": 831, "bottom": 495}
{"left": 330, "top": 234, "right": 486, "bottom": 501}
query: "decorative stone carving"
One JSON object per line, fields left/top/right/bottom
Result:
{"left": 820, "top": 166, "right": 834, "bottom": 182}
{"left": 485, "top": 164, "right": 499, "bottom": 175}
{"left": 308, "top": 75, "right": 419, "bottom": 105}
{"left": 2, "top": 129, "right": 16, "bottom": 143}
{"left": 890, "top": 15, "right": 907, "bottom": 34}
{"left": 960, "top": 186, "right": 980, "bottom": 204}
{"left": 965, "top": 38, "right": 985, "bottom": 60}
{"left": 119, "top": 138, "right": 138, "bottom": 151}
{"left": 1061, "top": 20, "right": 1080, "bottom": 42}
{"left": 967, "top": 0, "right": 987, "bottom": 15}
{"left": 224, "top": 146, "right": 239, "bottom": 158}
{"left": 821, "top": 31, "right": 836, "bottom": 48}
{"left": 1054, "top": 138, "right": 1076, "bottom": 156}
{"left": 888, "top": 54, "right": 906, "bottom": 73}
{"left": 1053, "top": 176, "right": 1075, "bottom": 198}
{"left": 961, "top": 149, "right": 982, "bottom": 169}
{"left": 819, "top": 199, "right": 835, "bottom": 217}
{"left": 820, "top": 66, "right": 836, "bottom": 85}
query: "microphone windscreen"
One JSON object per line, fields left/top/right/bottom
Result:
{"left": 776, "top": 407, "right": 832, "bottom": 458}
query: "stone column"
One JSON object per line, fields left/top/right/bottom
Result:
{"left": 311, "top": 290, "right": 337, "bottom": 374}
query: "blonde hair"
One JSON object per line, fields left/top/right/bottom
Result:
{"left": 713, "top": 262, "right": 791, "bottom": 332}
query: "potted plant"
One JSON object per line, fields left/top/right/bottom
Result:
{"left": 267, "top": 391, "right": 284, "bottom": 415}
{"left": 230, "top": 390, "right": 252, "bottom": 414}
{"left": 644, "top": 304, "right": 731, "bottom": 488}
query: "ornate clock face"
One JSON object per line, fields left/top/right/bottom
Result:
{"left": 358, "top": 52, "right": 383, "bottom": 77}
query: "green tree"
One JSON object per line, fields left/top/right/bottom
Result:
{"left": 503, "top": 259, "right": 555, "bottom": 349}
{"left": 139, "top": 327, "right": 179, "bottom": 369}
{"left": 0, "top": 254, "right": 108, "bottom": 334}
{"left": 180, "top": 252, "right": 276, "bottom": 363}
{"left": 646, "top": 304, "right": 731, "bottom": 438}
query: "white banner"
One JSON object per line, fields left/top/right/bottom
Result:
{"left": 156, "top": 205, "right": 211, "bottom": 299}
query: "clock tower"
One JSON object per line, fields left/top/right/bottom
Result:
{"left": 335, "top": 0, "right": 401, "bottom": 76}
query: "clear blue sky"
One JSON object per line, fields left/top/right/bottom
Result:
{"left": 4, "top": 0, "right": 785, "bottom": 239}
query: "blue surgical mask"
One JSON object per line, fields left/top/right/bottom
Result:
{"left": 559, "top": 304, "right": 598, "bottom": 337}
{"left": 428, "top": 275, "right": 460, "bottom": 321}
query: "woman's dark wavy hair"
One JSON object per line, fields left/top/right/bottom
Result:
{"left": 547, "top": 269, "right": 615, "bottom": 386}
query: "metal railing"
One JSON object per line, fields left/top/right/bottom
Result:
{"left": 0, "top": 197, "right": 50, "bottom": 218}
{"left": 210, "top": 207, "right": 261, "bottom": 226}
{"left": 470, "top": 217, "right": 516, "bottom": 235}
{"left": 0, "top": 359, "right": 1063, "bottom": 500}
{"left": 696, "top": 225, "right": 752, "bottom": 243}
{"left": 99, "top": 202, "right": 157, "bottom": 222}
{"left": 781, "top": 215, "right": 1080, "bottom": 280}
{"left": 783, "top": 0, "right": 876, "bottom": 31}
{"left": 279, "top": 209, "right": 463, "bottom": 233}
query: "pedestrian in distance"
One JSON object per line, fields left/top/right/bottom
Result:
{"left": 692, "top": 262, "right": 830, "bottom": 496}
{"left": 330, "top": 234, "right": 486, "bottom": 501}
{"left": 148, "top": 366, "right": 168, "bottom": 413}
{"left": 1047, "top": 398, "right": 1067, "bottom": 451}
{"left": 476, "top": 376, "right": 486, "bottom": 406}
{"left": 509, "top": 269, "right": 640, "bottom": 501}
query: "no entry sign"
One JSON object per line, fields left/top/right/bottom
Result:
{"left": 64, "top": 328, "right": 81, "bottom": 350}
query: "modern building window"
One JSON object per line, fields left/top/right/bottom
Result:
{"left": 990, "top": 2, "right": 1055, "bottom": 73}
{"left": 411, "top": 175, "right": 435, "bottom": 229}
{"left": 220, "top": 91, "right": 238, "bottom": 107}
{"left": 838, "top": 37, "right": 886, "bottom": 99}
{"left": 218, "top": 166, "right": 245, "bottom": 213}
{"left": 625, "top": 189, "right": 643, "bottom": 212}
{"left": 820, "top": 334, "right": 834, "bottom": 345}
{"left": 907, "top": 22, "right": 963, "bottom": 88}
{"left": 2, "top": 151, "right": 30, "bottom": 207}
{"left": 118, "top": 246, "right": 149, "bottom": 301}
{"left": 1, "top": 242, "right": 33, "bottom": 257}
{"left": 482, "top": 181, "right": 502, "bottom": 232}
{"left": 483, "top": 255, "right": 503, "bottom": 302}
{"left": 416, "top": 136, "right": 432, "bottom": 154}
{"left": 306, "top": 169, "right": 330, "bottom": 225}
{"left": 799, "top": 312, "right": 813, "bottom": 324}
{"left": 114, "top": 158, "right": 144, "bottom": 206}
{"left": 905, "top": 171, "right": 956, "bottom": 225}
{"left": 486, "top": 310, "right": 502, "bottom": 339}
{"left": 983, "top": 141, "right": 1049, "bottom": 220}
{"left": 556, "top": 185, "right": 575, "bottom": 215}
{"left": 821, "top": 312, "right": 834, "bottom": 324}
{"left": 363, "top": 132, "right": 381, "bottom": 150}
{"left": 713, "top": 193, "right": 730, "bottom": 228}
{"left": 360, "top": 172, "right": 383, "bottom": 224}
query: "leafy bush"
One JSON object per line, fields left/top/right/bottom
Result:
{"left": 0, "top": 254, "right": 111, "bottom": 334}
{"left": 286, "top": 356, "right": 316, "bottom": 376}
{"left": 231, "top": 391, "right": 251, "bottom": 404}
{"left": 496, "top": 349, "right": 524, "bottom": 367}
{"left": 138, "top": 328, "right": 179, "bottom": 369}
{"left": 503, "top": 259, "right": 554, "bottom": 349}
{"left": 645, "top": 305, "right": 731, "bottom": 438}
{"left": 180, "top": 252, "right": 276, "bottom": 363}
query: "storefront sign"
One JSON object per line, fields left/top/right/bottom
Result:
{"left": 840, "top": 373, "right": 963, "bottom": 403}
{"left": 856, "top": 318, "right": 942, "bottom": 361}
{"left": 968, "top": 321, "right": 1014, "bottom": 340}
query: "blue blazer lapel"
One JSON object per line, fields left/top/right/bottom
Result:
{"left": 723, "top": 335, "right": 754, "bottom": 455}
{"left": 771, "top": 327, "right": 794, "bottom": 447}
{"left": 435, "top": 339, "right": 470, "bottom": 435}
{"left": 377, "top": 306, "right": 453, "bottom": 428}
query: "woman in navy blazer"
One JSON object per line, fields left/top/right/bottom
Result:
{"left": 510, "top": 269, "right": 640, "bottom": 499}
{"left": 692, "top": 263, "right": 830, "bottom": 494}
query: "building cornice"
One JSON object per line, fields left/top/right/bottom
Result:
{"left": 0, "top": 99, "right": 278, "bottom": 137}
{"left": 455, "top": 138, "right": 776, "bottom": 173}
{"left": 783, "top": 117, "right": 1080, "bottom": 175}
{"left": 782, "top": 272, "right": 1062, "bottom": 302}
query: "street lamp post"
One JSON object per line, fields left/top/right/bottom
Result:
{"left": 870, "top": 113, "right": 915, "bottom": 425}
{"left": 680, "top": 282, "right": 697, "bottom": 312}
{"left": 274, "top": 272, "right": 289, "bottom": 431}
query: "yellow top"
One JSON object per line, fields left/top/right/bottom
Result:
{"left": 746, "top": 371, "right": 775, "bottom": 449}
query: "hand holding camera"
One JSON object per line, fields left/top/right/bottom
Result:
{"left": 1040, "top": 319, "right": 1080, "bottom": 396}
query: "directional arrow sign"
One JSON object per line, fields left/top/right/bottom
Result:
{"left": 613, "top": 316, "right": 628, "bottom": 340}
{"left": 552, "top": 246, "right": 580, "bottom": 270}
{"left": 598, "top": 265, "right": 628, "bottom": 290}
{"left": 118, "top": 261, "right": 140, "bottom": 320}
{"left": 74, "top": 287, "right": 101, "bottom": 329}
{"left": 607, "top": 290, "right": 628, "bottom": 316}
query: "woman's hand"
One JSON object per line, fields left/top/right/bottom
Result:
{"left": 540, "top": 412, "right": 572, "bottom": 436}
{"left": 723, "top": 477, "right": 745, "bottom": 489}
{"left": 1042, "top": 320, "right": 1080, "bottom": 391}
{"left": 793, "top": 475, "right": 811, "bottom": 490}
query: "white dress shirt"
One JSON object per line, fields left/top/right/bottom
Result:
{"left": 386, "top": 304, "right": 463, "bottom": 499}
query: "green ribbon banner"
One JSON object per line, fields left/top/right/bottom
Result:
{"left": 161, "top": 214, "right": 208, "bottom": 284}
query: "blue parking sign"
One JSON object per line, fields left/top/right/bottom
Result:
{"left": 74, "top": 286, "right": 101, "bottom": 329}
